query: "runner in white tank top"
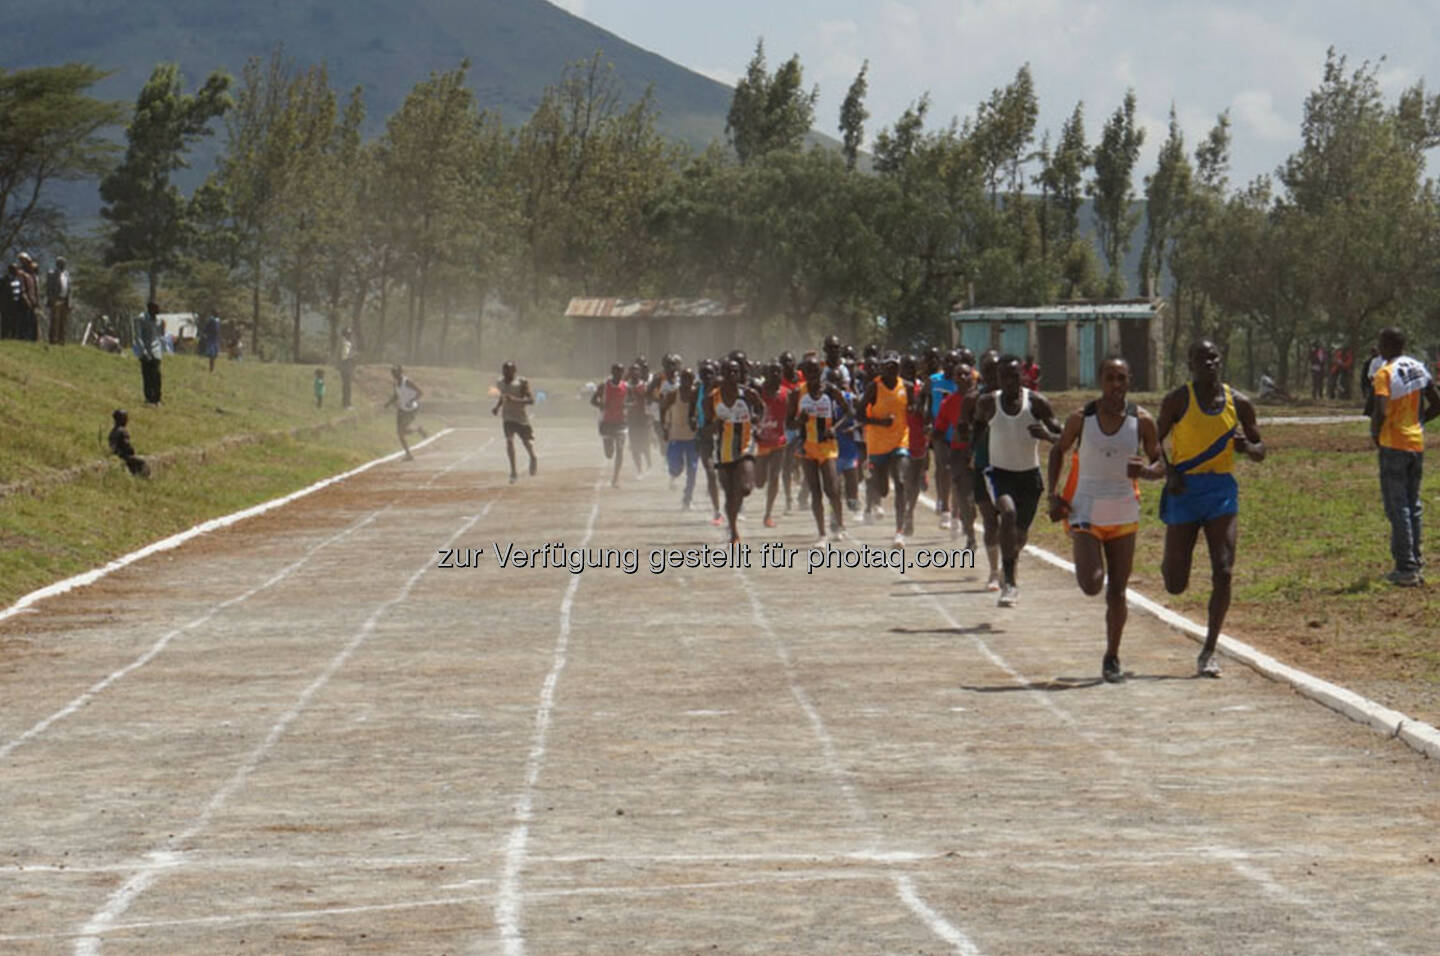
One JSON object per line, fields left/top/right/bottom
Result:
{"left": 1046, "top": 356, "right": 1165, "bottom": 683}
{"left": 976, "top": 355, "right": 1062, "bottom": 608}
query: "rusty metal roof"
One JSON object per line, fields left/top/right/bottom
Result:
{"left": 565, "top": 298, "right": 747, "bottom": 320}
{"left": 952, "top": 299, "right": 1164, "bottom": 322}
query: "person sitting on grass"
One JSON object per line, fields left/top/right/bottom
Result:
{"left": 108, "top": 409, "right": 150, "bottom": 477}
{"left": 1257, "top": 367, "right": 1296, "bottom": 403}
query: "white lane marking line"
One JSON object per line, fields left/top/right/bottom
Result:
{"left": 737, "top": 567, "right": 981, "bottom": 956}
{"left": 1256, "top": 415, "right": 1365, "bottom": 425}
{"left": 907, "top": 498, "right": 1345, "bottom": 928}
{"left": 895, "top": 874, "right": 981, "bottom": 956}
{"left": 4, "top": 873, "right": 893, "bottom": 943}
{"left": 491, "top": 483, "right": 603, "bottom": 956}
{"left": 915, "top": 492, "right": 1440, "bottom": 760}
{"left": 0, "top": 440, "right": 490, "bottom": 762}
{"left": 0, "top": 428, "right": 456, "bottom": 626}
{"left": 70, "top": 505, "right": 494, "bottom": 956}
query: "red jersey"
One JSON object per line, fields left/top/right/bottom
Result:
{"left": 757, "top": 385, "right": 790, "bottom": 448}
{"left": 907, "top": 381, "right": 929, "bottom": 456}
{"left": 600, "top": 380, "right": 628, "bottom": 425}
{"left": 933, "top": 389, "right": 968, "bottom": 450}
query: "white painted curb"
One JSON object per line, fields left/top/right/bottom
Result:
{"left": 1020, "top": 542, "right": 1440, "bottom": 761}
{"left": 0, "top": 429, "right": 453, "bottom": 627}
{"left": 1255, "top": 415, "right": 1367, "bottom": 426}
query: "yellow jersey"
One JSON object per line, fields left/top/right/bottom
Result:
{"left": 864, "top": 377, "right": 910, "bottom": 456}
{"left": 712, "top": 393, "right": 754, "bottom": 464}
{"left": 1170, "top": 383, "right": 1236, "bottom": 475}
{"left": 1374, "top": 357, "right": 1430, "bottom": 452}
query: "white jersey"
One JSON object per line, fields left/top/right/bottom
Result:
{"left": 988, "top": 388, "right": 1041, "bottom": 472}
{"left": 395, "top": 378, "right": 420, "bottom": 412}
{"left": 1069, "top": 402, "right": 1141, "bottom": 527}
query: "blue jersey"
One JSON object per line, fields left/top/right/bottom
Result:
{"left": 930, "top": 372, "right": 958, "bottom": 443}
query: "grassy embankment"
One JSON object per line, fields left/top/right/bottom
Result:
{"left": 0, "top": 342, "right": 495, "bottom": 607}
{"left": 1030, "top": 391, "right": 1439, "bottom": 726}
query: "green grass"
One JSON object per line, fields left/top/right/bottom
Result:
{"left": 0, "top": 342, "right": 491, "bottom": 607}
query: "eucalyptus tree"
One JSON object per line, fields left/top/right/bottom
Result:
{"left": 725, "top": 40, "right": 818, "bottom": 164}
{"left": 1087, "top": 89, "right": 1145, "bottom": 298}
{"left": 100, "top": 62, "right": 231, "bottom": 301}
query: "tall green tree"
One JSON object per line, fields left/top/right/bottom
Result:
{"left": 838, "top": 61, "right": 869, "bottom": 171}
{"left": 1088, "top": 89, "right": 1145, "bottom": 297}
{"left": 0, "top": 64, "right": 125, "bottom": 259}
{"left": 1138, "top": 106, "right": 1192, "bottom": 298}
{"left": 99, "top": 62, "right": 231, "bottom": 301}
{"left": 725, "top": 40, "right": 818, "bottom": 164}
{"left": 1278, "top": 49, "right": 1440, "bottom": 352}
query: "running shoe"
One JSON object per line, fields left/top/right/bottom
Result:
{"left": 812, "top": 535, "right": 829, "bottom": 549}
{"left": 997, "top": 583, "right": 1017, "bottom": 607}
{"left": 903, "top": 518, "right": 915, "bottom": 537}
{"left": 939, "top": 515, "right": 952, "bottom": 530}
{"left": 1102, "top": 655, "right": 1124, "bottom": 684}
{"left": 509, "top": 473, "right": 517, "bottom": 484}
{"left": 1385, "top": 569, "right": 1422, "bottom": 587}
{"left": 986, "top": 574, "right": 1001, "bottom": 592}
{"left": 893, "top": 532, "right": 906, "bottom": 548}
{"left": 529, "top": 458, "right": 538, "bottom": 476}
{"left": 1197, "top": 651, "right": 1221, "bottom": 678}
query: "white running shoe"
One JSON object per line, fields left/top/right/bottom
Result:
{"left": 997, "top": 583, "right": 1018, "bottom": 607}
{"left": 986, "top": 574, "right": 1002, "bottom": 592}
{"left": 939, "top": 515, "right": 951, "bottom": 530}
{"left": 812, "top": 535, "right": 829, "bottom": 549}
{"left": 893, "top": 532, "right": 906, "bottom": 548}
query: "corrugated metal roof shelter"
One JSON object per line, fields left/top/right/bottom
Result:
{"left": 951, "top": 300, "right": 1167, "bottom": 391}
{"left": 565, "top": 298, "right": 751, "bottom": 375}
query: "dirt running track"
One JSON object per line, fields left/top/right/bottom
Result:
{"left": 2, "top": 421, "right": 1438, "bottom": 955}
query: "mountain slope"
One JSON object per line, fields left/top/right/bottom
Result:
{"left": 4, "top": 0, "right": 739, "bottom": 160}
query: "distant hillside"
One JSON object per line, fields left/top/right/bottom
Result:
{"left": 3, "top": 0, "right": 748, "bottom": 214}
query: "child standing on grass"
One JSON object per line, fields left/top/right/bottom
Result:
{"left": 314, "top": 368, "right": 326, "bottom": 409}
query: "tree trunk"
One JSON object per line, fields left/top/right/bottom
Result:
{"left": 437, "top": 285, "right": 451, "bottom": 362}
{"left": 474, "top": 281, "right": 487, "bottom": 369}
{"left": 250, "top": 266, "right": 262, "bottom": 355}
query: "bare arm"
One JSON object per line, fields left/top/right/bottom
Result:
{"left": 1046, "top": 411, "right": 1084, "bottom": 520}
{"left": 1231, "top": 391, "right": 1266, "bottom": 462}
{"left": 1422, "top": 383, "right": 1440, "bottom": 425}
{"left": 1134, "top": 408, "right": 1166, "bottom": 480}
{"left": 1028, "top": 392, "right": 1063, "bottom": 442}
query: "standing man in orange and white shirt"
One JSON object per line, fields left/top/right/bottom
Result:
{"left": 1370, "top": 327, "right": 1440, "bottom": 587}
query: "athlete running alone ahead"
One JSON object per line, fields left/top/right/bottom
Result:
{"left": 492, "top": 360, "right": 538, "bottom": 483}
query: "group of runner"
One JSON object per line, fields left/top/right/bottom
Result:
{"left": 480, "top": 336, "right": 1265, "bottom": 685}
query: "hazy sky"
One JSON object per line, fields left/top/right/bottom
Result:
{"left": 552, "top": 0, "right": 1439, "bottom": 189}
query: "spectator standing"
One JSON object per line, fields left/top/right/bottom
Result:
{"left": 1369, "top": 327, "right": 1440, "bottom": 587}
{"left": 1309, "top": 342, "right": 1327, "bottom": 399}
{"left": 201, "top": 313, "right": 221, "bottom": 372}
{"left": 338, "top": 327, "right": 356, "bottom": 408}
{"left": 45, "top": 256, "right": 71, "bottom": 344}
{"left": 133, "top": 300, "right": 164, "bottom": 405}
{"left": 1330, "top": 345, "right": 1353, "bottom": 399}
{"left": 1361, "top": 346, "right": 1384, "bottom": 413}
{"left": 313, "top": 368, "right": 326, "bottom": 408}
{"left": 1, "top": 263, "right": 21, "bottom": 339}
{"left": 16, "top": 252, "right": 40, "bottom": 341}
{"left": 1021, "top": 354, "right": 1041, "bottom": 390}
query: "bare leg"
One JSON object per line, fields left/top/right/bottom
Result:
{"left": 505, "top": 436, "right": 518, "bottom": 479}
{"left": 1102, "top": 533, "right": 1137, "bottom": 660}
{"left": 1198, "top": 515, "right": 1239, "bottom": 662}
{"left": 805, "top": 460, "right": 826, "bottom": 537}
{"left": 612, "top": 433, "right": 626, "bottom": 487}
{"left": 821, "top": 460, "right": 846, "bottom": 534}
{"left": 761, "top": 454, "right": 781, "bottom": 523}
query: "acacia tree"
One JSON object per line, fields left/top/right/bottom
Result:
{"left": 100, "top": 62, "right": 231, "bottom": 301}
